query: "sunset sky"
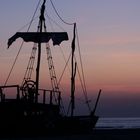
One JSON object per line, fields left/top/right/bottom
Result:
{"left": 0, "top": 0, "right": 140, "bottom": 117}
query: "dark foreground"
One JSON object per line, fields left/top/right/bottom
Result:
{"left": 92, "top": 128, "right": 140, "bottom": 140}
{"left": 1, "top": 128, "right": 140, "bottom": 140}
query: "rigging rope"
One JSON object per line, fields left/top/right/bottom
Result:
{"left": 17, "top": 11, "right": 66, "bottom": 33}
{"left": 75, "top": 26, "right": 91, "bottom": 112}
{"left": 4, "top": 41, "right": 24, "bottom": 86}
{"left": 58, "top": 52, "right": 71, "bottom": 85}
{"left": 17, "top": 16, "right": 39, "bottom": 32}
{"left": 49, "top": 0, "right": 91, "bottom": 112}
{"left": 4, "top": 0, "right": 41, "bottom": 86}
{"left": 45, "top": 12, "right": 66, "bottom": 32}
{"left": 50, "top": 0, "right": 75, "bottom": 26}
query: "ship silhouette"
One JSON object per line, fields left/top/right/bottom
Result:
{"left": 0, "top": 0, "right": 101, "bottom": 136}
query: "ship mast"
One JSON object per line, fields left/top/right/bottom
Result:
{"left": 8, "top": 0, "right": 68, "bottom": 103}
{"left": 71, "top": 23, "right": 76, "bottom": 116}
{"left": 35, "top": 0, "right": 46, "bottom": 103}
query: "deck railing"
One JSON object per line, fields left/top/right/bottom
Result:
{"left": 0, "top": 85, "right": 61, "bottom": 106}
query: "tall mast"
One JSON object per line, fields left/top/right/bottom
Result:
{"left": 35, "top": 0, "right": 46, "bottom": 103}
{"left": 71, "top": 23, "right": 76, "bottom": 116}
{"left": 8, "top": 0, "right": 69, "bottom": 104}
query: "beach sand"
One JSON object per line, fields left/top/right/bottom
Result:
{"left": 1, "top": 129, "right": 140, "bottom": 140}
{"left": 92, "top": 129, "right": 140, "bottom": 140}
{"left": 38, "top": 129, "right": 140, "bottom": 140}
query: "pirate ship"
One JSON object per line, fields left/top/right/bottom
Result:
{"left": 0, "top": 0, "right": 101, "bottom": 135}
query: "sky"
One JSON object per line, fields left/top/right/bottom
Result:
{"left": 0, "top": 0, "right": 140, "bottom": 117}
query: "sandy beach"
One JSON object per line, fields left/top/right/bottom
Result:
{"left": 1, "top": 128, "right": 139, "bottom": 140}
{"left": 92, "top": 128, "right": 140, "bottom": 140}
{"left": 42, "top": 129, "right": 140, "bottom": 140}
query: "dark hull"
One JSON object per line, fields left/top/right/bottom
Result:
{"left": 56, "top": 115, "right": 99, "bottom": 134}
{"left": 0, "top": 100, "right": 98, "bottom": 136}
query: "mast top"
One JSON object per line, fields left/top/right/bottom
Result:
{"left": 40, "top": 0, "right": 46, "bottom": 22}
{"left": 7, "top": 0, "right": 69, "bottom": 48}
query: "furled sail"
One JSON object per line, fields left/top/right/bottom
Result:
{"left": 8, "top": 32, "right": 69, "bottom": 48}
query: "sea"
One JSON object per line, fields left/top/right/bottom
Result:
{"left": 96, "top": 117, "right": 140, "bottom": 129}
